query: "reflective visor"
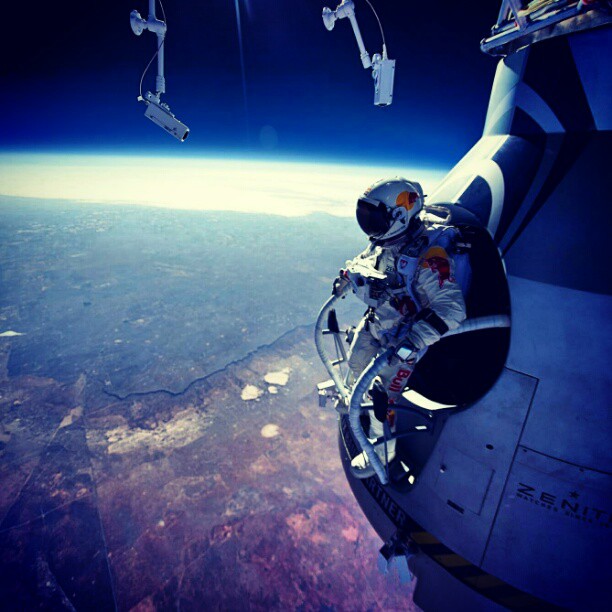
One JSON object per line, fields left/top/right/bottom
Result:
{"left": 356, "top": 198, "right": 390, "bottom": 238}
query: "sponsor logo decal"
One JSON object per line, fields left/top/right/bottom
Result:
{"left": 421, "top": 246, "right": 455, "bottom": 288}
{"left": 515, "top": 482, "right": 611, "bottom": 527}
{"left": 395, "top": 190, "right": 418, "bottom": 211}
{"left": 389, "top": 368, "right": 412, "bottom": 393}
{"left": 362, "top": 473, "right": 408, "bottom": 527}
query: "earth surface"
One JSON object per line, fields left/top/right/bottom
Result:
{"left": 0, "top": 155, "right": 445, "bottom": 610}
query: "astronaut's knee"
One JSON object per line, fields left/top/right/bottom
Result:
{"left": 348, "top": 352, "right": 371, "bottom": 377}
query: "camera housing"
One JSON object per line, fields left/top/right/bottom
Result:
{"left": 142, "top": 92, "right": 189, "bottom": 142}
{"left": 372, "top": 55, "right": 396, "bottom": 107}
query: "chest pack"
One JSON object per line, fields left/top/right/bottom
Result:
{"left": 346, "top": 208, "right": 473, "bottom": 309}
{"left": 396, "top": 212, "right": 472, "bottom": 301}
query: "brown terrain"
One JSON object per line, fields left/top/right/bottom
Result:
{"left": 0, "top": 327, "right": 417, "bottom": 610}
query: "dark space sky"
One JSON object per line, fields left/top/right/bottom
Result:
{"left": 1, "top": 1, "right": 500, "bottom": 166}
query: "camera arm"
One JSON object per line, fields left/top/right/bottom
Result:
{"left": 323, "top": 0, "right": 372, "bottom": 69}
{"left": 130, "top": 0, "right": 167, "bottom": 96}
{"left": 322, "top": 1, "right": 396, "bottom": 106}
{"left": 130, "top": 1, "right": 189, "bottom": 141}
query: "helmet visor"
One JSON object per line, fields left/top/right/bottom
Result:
{"left": 356, "top": 198, "right": 390, "bottom": 238}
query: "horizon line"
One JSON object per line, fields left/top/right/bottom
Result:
{"left": 0, "top": 146, "right": 454, "bottom": 173}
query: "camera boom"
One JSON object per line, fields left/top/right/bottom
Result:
{"left": 322, "top": 1, "right": 396, "bottom": 106}
{"left": 130, "top": 0, "right": 190, "bottom": 141}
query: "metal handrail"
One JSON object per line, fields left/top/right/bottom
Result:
{"left": 314, "top": 284, "right": 352, "bottom": 405}
{"left": 350, "top": 315, "right": 510, "bottom": 484}
{"left": 314, "top": 286, "right": 510, "bottom": 485}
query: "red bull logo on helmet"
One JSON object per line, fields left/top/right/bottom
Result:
{"left": 395, "top": 190, "right": 418, "bottom": 211}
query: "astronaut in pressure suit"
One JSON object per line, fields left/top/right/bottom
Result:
{"left": 334, "top": 177, "right": 467, "bottom": 478}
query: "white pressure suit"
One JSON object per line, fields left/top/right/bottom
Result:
{"left": 345, "top": 221, "right": 468, "bottom": 460}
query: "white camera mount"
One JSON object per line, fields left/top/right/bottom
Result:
{"left": 323, "top": 0, "right": 372, "bottom": 69}
{"left": 131, "top": 1, "right": 167, "bottom": 95}
{"left": 130, "top": 1, "right": 189, "bottom": 141}
{"left": 322, "top": 0, "right": 396, "bottom": 106}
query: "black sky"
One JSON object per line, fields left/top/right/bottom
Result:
{"left": 2, "top": 1, "right": 501, "bottom": 166}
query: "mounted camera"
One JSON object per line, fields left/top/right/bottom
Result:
{"left": 130, "top": 1, "right": 190, "bottom": 141}
{"left": 322, "top": 0, "right": 395, "bottom": 106}
{"left": 141, "top": 92, "right": 189, "bottom": 142}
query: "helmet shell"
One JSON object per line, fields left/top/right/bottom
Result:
{"left": 357, "top": 177, "right": 424, "bottom": 243}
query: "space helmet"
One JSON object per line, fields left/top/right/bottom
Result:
{"left": 356, "top": 177, "right": 424, "bottom": 244}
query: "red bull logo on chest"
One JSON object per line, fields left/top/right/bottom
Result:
{"left": 421, "top": 246, "right": 455, "bottom": 288}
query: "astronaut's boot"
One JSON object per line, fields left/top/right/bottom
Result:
{"left": 370, "top": 412, "right": 397, "bottom": 464}
{"left": 350, "top": 388, "right": 396, "bottom": 479}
